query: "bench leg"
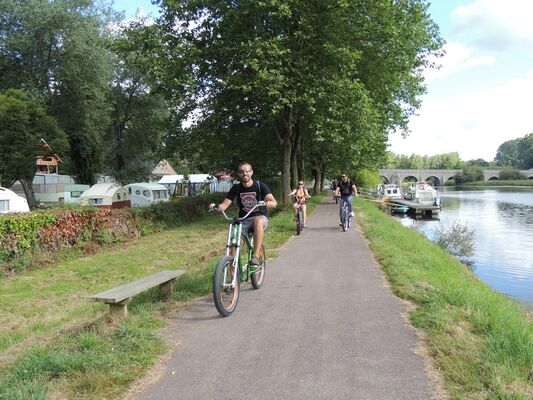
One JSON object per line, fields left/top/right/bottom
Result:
{"left": 159, "top": 279, "right": 176, "bottom": 299}
{"left": 109, "top": 299, "right": 130, "bottom": 318}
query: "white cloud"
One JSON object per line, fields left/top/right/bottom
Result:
{"left": 389, "top": 69, "right": 533, "bottom": 160}
{"left": 424, "top": 42, "right": 495, "bottom": 82}
{"left": 451, "top": 0, "right": 533, "bottom": 50}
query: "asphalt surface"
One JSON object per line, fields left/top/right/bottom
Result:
{"left": 135, "top": 197, "right": 436, "bottom": 400}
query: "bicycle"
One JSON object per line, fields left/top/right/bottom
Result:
{"left": 290, "top": 195, "right": 305, "bottom": 235}
{"left": 211, "top": 202, "right": 267, "bottom": 317}
{"left": 335, "top": 195, "right": 352, "bottom": 232}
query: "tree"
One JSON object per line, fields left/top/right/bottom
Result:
{"left": 0, "top": 0, "right": 115, "bottom": 184}
{"left": 150, "top": 0, "right": 442, "bottom": 205}
{"left": 104, "top": 23, "right": 171, "bottom": 184}
{"left": 517, "top": 133, "right": 533, "bottom": 169}
{"left": 495, "top": 139, "right": 519, "bottom": 167}
{"left": 0, "top": 89, "right": 68, "bottom": 208}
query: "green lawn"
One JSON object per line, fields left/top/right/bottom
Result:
{"left": 355, "top": 198, "right": 533, "bottom": 399}
{"left": 0, "top": 195, "right": 324, "bottom": 399}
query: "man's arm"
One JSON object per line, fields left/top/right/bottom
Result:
{"left": 264, "top": 193, "right": 277, "bottom": 209}
{"left": 209, "top": 198, "right": 232, "bottom": 211}
{"left": 352, "top": 184, "right": 358, "bottom": 196}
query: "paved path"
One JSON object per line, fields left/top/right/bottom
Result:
{"left": 135, "top": 198, "right": 436, "bottom": 400}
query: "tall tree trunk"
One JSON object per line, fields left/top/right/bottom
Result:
{"left": 297, "top": 128, "right": 304, "bottom": 182}
{"left": 312, "top": 166, "right": 321, "bottom": 195}
{"left": 320, "top": 165, "right": 326, "bottom": 192}
{"left": 282, "top": 134, "right": 292, "bottom": 208}
{"left": 20, "top": 177, "right": 37, "bottom": 209}
{"left": 274, "top": 108, "right": 293, "bottom": 209}
{"left": 290, "top": 133, "right": 298, "bottom": 189}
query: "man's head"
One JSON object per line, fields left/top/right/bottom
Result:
{"left": 237, "top": 162, "right": 253, "bottom": 184}
{"left": 340, "top": 173, "right": 348, "bottom": 182}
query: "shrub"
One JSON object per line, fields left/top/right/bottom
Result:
{"left": 499, "top": 168, "right": 526, "bottom": 180}
{"left": 433, "top": 221, "right": 475, "bottom": 261}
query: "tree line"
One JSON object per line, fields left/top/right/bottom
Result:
{"left": 0, "top": 0, "right": 443, "bottom": 207}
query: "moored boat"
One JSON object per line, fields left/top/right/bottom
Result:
{"left": 403, "top": 181, "right": 440, "bottom": 207}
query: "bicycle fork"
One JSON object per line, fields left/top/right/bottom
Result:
{"left": 224, "top": 222, "right": 242, "bottom": 290}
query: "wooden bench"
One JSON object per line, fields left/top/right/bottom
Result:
{"left": 86, "top": 270, "right": 186, "bottom": 317}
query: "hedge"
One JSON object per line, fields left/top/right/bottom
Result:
{"left": 0, "top": 193, "right": 226, "bottom": 273}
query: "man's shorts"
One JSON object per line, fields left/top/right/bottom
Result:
{"left": 241, "top": 215, "right": 269, "bottom": 235}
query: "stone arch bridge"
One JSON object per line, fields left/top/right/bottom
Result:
{"left": 379, "top": 169, "right": 533, "bottom": 186}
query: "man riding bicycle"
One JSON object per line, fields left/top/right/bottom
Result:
{"left": 334, "top": 173, "right": 358, "bottom": 225}
{"left": 209, "top": 162, "right": 277, "bottom": 266}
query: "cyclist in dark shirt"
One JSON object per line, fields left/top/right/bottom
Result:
{"left": 209, "top": 162, "right": 277, "bottom": 265}
{"left": 334, "top": 173, "right": 357, "bottom": 225}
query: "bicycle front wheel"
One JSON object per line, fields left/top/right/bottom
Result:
{"left": 342, "top": 210, "right": 348, "bottom": 231}
{"left": 213, "top": 256, "right": 240, "bottom": 317}
{"left": 250, "top": 244, "right": 266, "bottom": 289}
{"left": 296, "top": 209, "right": 302, "bottom": 235}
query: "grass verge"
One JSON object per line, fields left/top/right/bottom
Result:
{"left": 355, "top": 198, "right": 533, "bottom": 399}
{"left": 0, "top": 194, "right": 324, "bottom": 399}
{"left": 461, "top": 180, "right": 533, "bottom": 187}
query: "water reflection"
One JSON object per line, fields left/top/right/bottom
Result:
{"left": 393, "top": 187, "right": 533, "bottom": 307}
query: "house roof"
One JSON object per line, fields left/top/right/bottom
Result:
{"left": 151, "top": 159, "right": 177, "bottom": 177}
{"left": 38, "top": 138, "right": 62, "bottom": 163}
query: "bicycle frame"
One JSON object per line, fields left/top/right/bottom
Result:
{"left": 217, "top": 202, "right": 265, "bottom": 290}
{"left": 338, "top": 196, "right": 352, "bottom": 230}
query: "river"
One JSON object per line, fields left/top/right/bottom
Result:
{"left": 392, "top": 186, "right": 533, "bottom": 308}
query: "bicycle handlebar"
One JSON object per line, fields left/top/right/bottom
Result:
{"left": 211, "top": 201, "right": 267, "bottom": 221}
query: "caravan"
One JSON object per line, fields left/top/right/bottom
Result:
{"left": 79, "top": 183, "right": 131, "bottom": 209}
{"left": 124, "top": 183, "right": 170, "bottom": 207}
{"left": 0, "top": 187, "right": 30, "bottom": 214}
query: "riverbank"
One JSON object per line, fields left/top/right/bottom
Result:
{"left": 0, "top": 195, "right": 324, "bottom": 399}
{"left": 459, "top": 179, "right": 533, "bottom": 187}
{"left": 355, "top": 198, "right": 533, "bottom": 399}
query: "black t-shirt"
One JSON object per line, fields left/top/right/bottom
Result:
{"left": 226, "top": 180, "right": 272, "bottom": 218}
{"left": 337, "top": 179, "right": 355, "bottom": 196}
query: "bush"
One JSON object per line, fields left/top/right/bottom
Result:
{"left": 133, "top": 193, "right": 226, "bottom": 229}
{"left": 499, "top": 168, "right": 526, "bottom": 180}
{"left": 433, "top": 221, "right": 475, "bottom": 261}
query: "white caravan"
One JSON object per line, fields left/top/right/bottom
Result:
{"left": 124, "top": 183, "right": 170, "bottom": 207}
{"left": 0, "top": 187, "right": 30, "bottom": 214}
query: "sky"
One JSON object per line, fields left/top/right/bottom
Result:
{"left": 112, "top": 0, "right": 533, "bottom": 162}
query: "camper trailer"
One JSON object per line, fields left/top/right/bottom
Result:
{"left": 64, "top": 184, "right": 90, "bottom": 204}
{"left": 79, "top": 183, "right": 131, "bottom": 209}
{"left": 124, "top": 183, "right": 170, "bottom": 207}
{"left": 0, "top": 187, "right": 30, "bottom": 214}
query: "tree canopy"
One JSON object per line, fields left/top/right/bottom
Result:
{"left": 0, "top": 89, "right": 68, "bottom": 207}
{"left": 146, "top": 0, "right": 443, "bottom": 203}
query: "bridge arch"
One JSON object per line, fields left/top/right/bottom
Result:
{"left": 425, "top": 176, "right": 441, "bottom": 186}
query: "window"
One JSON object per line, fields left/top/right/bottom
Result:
{"left": 70, "top": 191, "right": 82, "bottom": 198}
{"left": 156, "top": 190, "right": 167, "bottom": 199}
{"left": 89, "top": 198, "right": 103, "bottom": 205}
{"left": 143, "top": 190, "right": 150, "bottom": 198}
{"left": 128, "top": 187, "right": 132, "bottom": 194}
{"left": 117, "top": 193, "right": 121, "bottom": 200}
{"left": 135, "top": 189, "right": 141, "bottom": 195}
{"left": 0, "top": 200, "right": 9, "bottom": 211}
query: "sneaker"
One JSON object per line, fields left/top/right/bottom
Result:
{"left": 250, "top": 256, "right": 261, "bottom": 266}
{"left": 350, "top": 212, "right": 355, "bottom": 217}
{"left": 339, "top": 223, "right": 343, "bottom": 227}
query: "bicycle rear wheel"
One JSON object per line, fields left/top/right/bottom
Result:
{"left": 250, "top": 244, "right": 266, "bottom": 289}
{"left": 296, "top": 209, "right": 302, "bottom": 235}
{"left": 213, "top": 256, "right": 240, "bottom": 317}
